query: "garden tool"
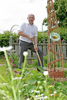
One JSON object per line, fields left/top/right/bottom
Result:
{"left": 33, "top": 41, "right": 43, "bottom": 68}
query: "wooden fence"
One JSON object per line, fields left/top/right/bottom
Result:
{"left": 9, "top": 36, "right": 67, "bottom": 62}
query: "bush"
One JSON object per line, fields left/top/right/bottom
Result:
{"left": 8, "top": 53, "right": 19, "bottom": 68}
{"left": 0, "top": 31, "right": 19, "bottom": 55}
{"left": 0, "top": 28, "right": 67, "bottom": 56}
{"left": 38, "top": 32, "right": 48, "bottom": 43}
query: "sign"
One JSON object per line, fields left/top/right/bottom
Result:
{"left": 50, "top": 32, "right": 60, "bottom": 41}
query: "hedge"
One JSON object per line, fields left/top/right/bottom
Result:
{"left": 0, "top": 27, "right": 67, "bottom": 55}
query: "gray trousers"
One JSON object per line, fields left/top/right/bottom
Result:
{"left": 18, "top": 40, "right": 43, "bottom": 68}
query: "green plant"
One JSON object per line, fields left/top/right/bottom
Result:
{"left": 64, "top": 61, "right": 67, "bottom": 68}
{"left": 0, "top": 31, "right": 19, "bottom": 55}
{"left": 0, "top": 46, "right": 28, "bottom": 100}
{"left": 9, "top": 53, "right": 19, "bottom": 68}
{"left": 0, "top": 46, "right": 67, "bottom": 100}
{"left": 64, "top": 71, "right": 67, "bottom": 77}
{"left": 43, "top": 55, "right": 48, "bottom": 67}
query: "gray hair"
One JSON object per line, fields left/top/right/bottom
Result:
{"left": 28, "top": 14, "right": 35, "bottom": 18}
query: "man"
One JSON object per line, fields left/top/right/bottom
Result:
{"left": 18, "top": 14, "right": 43, "bottom": 69}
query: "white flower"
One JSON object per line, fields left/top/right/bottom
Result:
{"left": 33, "top": 95, "right": 38, "bottom": 98}
{"left": 26, "top": 98, "right": 30, "bottom": 100}
{"left": 39, "top": 86, "right": 43, "bottom": 89}
{"left": 13, "top": 77, "right": 22, "bottom": 80}
{"left": 49, "top": 94, "right": 54, "bottom": 96}
{"left": 19, "top": 90, "right": 21, "bottom": 93}
{"left": 31, "top": 90, "right": 34, "bottom": 93}
{"left": 34, "top": 90, "right": 40, "bottom": 93}
{"left": 2, "top": 83, "right": 7, "bottom": 85}
{"left": 54, "top": 91, "right": 57, "bottom": 94}
{"left": 23, "top": 84, "right": 28, "bottom": 86}
{"left": 41, "top": 94, "right": 44, "bottom": 96}
{"left": 37, "top": 81, "right": 40, "bottom": 84}
{"left": 40, "top": 97, "right": 44, "bottom": 99}
{"left": 43, "top": 71, "right": 48, "bottom": 76}
{"left": 23, "top": 51, "right": 28, "bottom": 57}
{"left": 2, "top": 97, "right": 5, "bottom": 99}
{"left": 44, "top": 96, "right": 49, "bottom": 99}
{"left": 35, "top": 90, "right": 40, "bottom": 93}
{"left": 0, "top": 46, "right": 12, "bottom": 52}
{"left": 1, "top": 90, "right": 4, "bottom": 93}
{"left": 43, "top": 80, "right": 46, "bottom": 83}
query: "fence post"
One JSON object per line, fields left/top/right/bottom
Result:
{"left": 62, "top": 43, "right": 67, "bottom": 62}
{"left": 8, "top": 37, "right": 67, "bottom": 62}
{"left": 9, "top": 36, "right": 12, "bottom": 46}
{"left": 43, "top": 38, "right": 47, "bottom": 56}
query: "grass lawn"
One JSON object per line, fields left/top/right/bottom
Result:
{"left": 0, "top": 55, "right": 67, "bottom": 83}
{"left": 0, "top": 65, "right": 10, "bottom": 83}
{"left": 0, "top": 56, "right": 6, "bottom": 64}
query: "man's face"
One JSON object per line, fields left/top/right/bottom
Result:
{"left": 27, "top": 14, "right": 35, "bottom": 24}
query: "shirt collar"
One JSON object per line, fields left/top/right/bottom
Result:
{"left": 28, "top": 23, "right": 34, "bottom": 26}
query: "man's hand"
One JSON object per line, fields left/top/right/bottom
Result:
{"left": 18, "top": 31, "right": 33, "bottom": 41}
{"left": 34, "top": 45, "right": 38, "bottom": 51}
{"left": 28, "top": 36, "right": 33, "bottom": 41}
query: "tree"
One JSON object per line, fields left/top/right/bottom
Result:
{"left": 42, "top": 0, "right": 67, "bottom": 27}
{"left": 54, "top": 0, "right": 67, "bottom": 27}
{"left": 42, "top": 18, "right": 47, "bottom": 26}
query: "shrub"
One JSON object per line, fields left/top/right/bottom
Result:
{"left": 0, "top": 31, "right": 19, "bottom": 55}
{"left": 9, "top": 53, "right": 19, "bottom": 68}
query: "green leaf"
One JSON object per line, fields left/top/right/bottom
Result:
{"left": 27, "top": 79, "right": 36, "bottom": 84}
{"left": 37, "top": 66, "right": 44, "bottom": 72}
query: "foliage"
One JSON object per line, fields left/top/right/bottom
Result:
{"left": 0, "top": 31, "right": 11, "bottom": 55}
{"left": 64, "top": 62, "right": 67, "bottom": 68}
{"left": 42, "top": 0, "right": 67, "bottom": 27}
{"left": 42, "top": 18, "right": 47, "bottom": 26}
{"left": 8, "top": 53, "right": 19, "bottom": 68}
{"left": 43, "top": 55, "right": 48, "bottom": 67}
{"left": 0, "top": 56, "right": 6, "bottom": 64}
{"left": 0, "top": 49, "right": 28, "bottom": 100}
{"left": 0, "top": 31, "right": 19, "bottom": 55}
{"left": 64, "top": 71, "right": 67, "bottom": 77}
{"left": 0, "top": 48, "right": 67, "bottom": 100}
{"left": 54, "top": 0, "right": 67, "bottom": 27}
{"left": 0, "top": 31, "right": 10, "bottom": 47}
{"left": 38, "top": 32, "right": 48, "bottom": 43}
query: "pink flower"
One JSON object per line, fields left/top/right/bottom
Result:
{"left": 6, "top": 68, "right": 9, "bottom": 71}
{"left": 13, "top": 65, "right": 15, "bottom": 67}
{"left": 5, "top": 72, "right": 8, "bottom": 74}
{"left": 31, "top": 61, "right": 33, "bottom": 64}
{"left": 11, "top": 60, "right": 13, "bottom": 63}
{"left": 14, "top": 70, "right": 18, "bottom": 73}
{"left": 9, "top": 59, "right": 13, "bottom": 63}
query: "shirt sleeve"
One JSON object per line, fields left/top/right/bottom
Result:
{"left": 34, "top": 26, "right": 38, "bottom": 36}
{"left": 20, "top": 23, "right": 25, "bottom": 32}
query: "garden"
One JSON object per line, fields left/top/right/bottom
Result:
{"left": 0, "top": 29, "right": 67, "bottom": 99}
{"left": 0, "top": 0, "right": 67, "bottom": 99}
{"left": 0, "top": 47, "right": 67, "bottom": 100}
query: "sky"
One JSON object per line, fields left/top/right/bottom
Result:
{"left": 0, "top": 0, "right": 51, "bottom": 33}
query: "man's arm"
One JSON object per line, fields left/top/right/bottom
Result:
{"left": 34, "top": 36, "right": 38, "bottom": 51}
{"left": 18, "top": 31, "right": 33, "bottom": 41}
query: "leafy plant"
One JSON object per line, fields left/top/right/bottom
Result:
{"left": 0, "top": 48, "right": 67, "bottom": 100}
{"left": 9, "top": 53, "right": 19, "bottom": 68}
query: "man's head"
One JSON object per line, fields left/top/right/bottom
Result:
{"left": 27, "top": 14, "right": 35, "bottom": 25}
